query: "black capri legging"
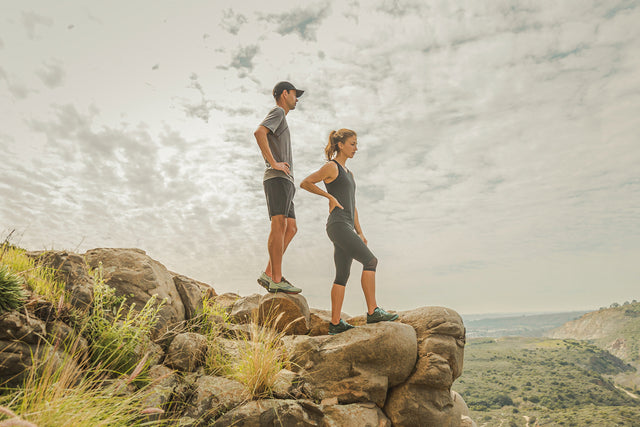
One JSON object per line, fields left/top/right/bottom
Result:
{"left": 326, "top": 222, "right": 378, "bottom": 286}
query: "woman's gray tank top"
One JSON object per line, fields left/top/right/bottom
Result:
{"left": 325, "top": 160, "right": 356, "bottom": 227}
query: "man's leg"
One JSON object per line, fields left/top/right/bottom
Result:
{"left": 266, "top": 215, "right": 287, "bottom": 283}
{"left": 265, "top": 217, "right": 297, "bottom": 281}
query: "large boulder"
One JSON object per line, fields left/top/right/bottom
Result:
{"left": 258, "top": 293, "right": 310, "bottom": 335}
{"left": 285, "top": 322, "right": 417, "bottom": 406}
{"left": 383, "top": 306, "right": 468, "bottom": 426}
{"left": 26, "top": 250, "right": 94, "bottom": 309}
{"left": 398, "top": 306, "right": 466, "bottom": 383}
{"left": 84, "top": 248, "right": 185, "bottom": 332}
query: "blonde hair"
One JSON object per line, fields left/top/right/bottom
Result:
{"left": 324, "top": 129, "right": 357, "bottom": 160}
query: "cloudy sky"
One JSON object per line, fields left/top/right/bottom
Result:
{"left": 1, "top": 1, "right": 639, "bottom": 317}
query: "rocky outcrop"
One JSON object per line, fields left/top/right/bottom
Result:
{"left": 84, "top": 248, "right": 187, "bottom": 332}
{"left": 384, "top": 306, "right": 467, "bottom": 426}
{"left": 1, "top": 247, "right": 474, "bottom": 426}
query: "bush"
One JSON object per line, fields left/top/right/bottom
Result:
{"left": 0, "top": 264, "right": 27, "bottom": 313}
{"left": 83, "top": 264, "right": 165, "bottom": 376}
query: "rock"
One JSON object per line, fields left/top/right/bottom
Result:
{"left": 383, "top": 306, "right": 470, "bottom": 426}
{"left": 211, "top": 399, "right": 324, "bottom": 427}
{"left": 452, "top": 390, "right": 477, "bottom": 427}
{"left": 258, "top": 293, "right": 310, "bottom": 335}
{"left": 230, "top": 293, "right": 261, "bottom": 324}
{"left": 212, "top": 292, "right": 240, "bottom": 314}
{"left": 399, "top": 306, "right": 466, "bottom": 382}
{"left": 0, "top": 311, "right": 46, "bottom": 344}
{"left": 165, "top": 332, "right": 208, "bottom": 372}
{"left": 322, "top": 401, "right": 392, "bottom": 426}
{"left": 384, "top": 384, "right": 459, "bottom": 426}
{"left": 0, "top": 340, "right": 36, "bottom": 386}
{"left": 185, "top": 375, "right": 246, "bottom": 421}
{"left": 27, "top": 250, "right": 94, "bottom": 309}
{"left": 0, "top": 340, "right": 76, "bottom": 387}
{"left": 84, "top": 248, "right": 186, "bottom": 333}
{"left": 272, "top": 368, "right": 298, "bottom": 398}
{"left": 308, "top": 309, "right": 350, "bottom": 337}
{"left": 172, "top": 273, "right": 211, "bottom": 320}
{"left": 286, "top": 322, "right": 417, "bottom": 406}
{"left": 46, "top": 320, "right": 89, "bottom": 356}
{"left": 141, "top": 364, "right": 179, "bottom": 419}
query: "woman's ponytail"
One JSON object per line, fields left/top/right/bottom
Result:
{"left": 324, "top": 129, "right": 357, "bottom": 160}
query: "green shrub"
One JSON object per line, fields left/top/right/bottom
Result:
{"left": 83, "top": 265, "right": 165, "bottom": 376}
{"left": 0, "top": 264, "right": 27, "bottom": 313}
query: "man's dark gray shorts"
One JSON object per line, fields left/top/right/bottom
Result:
{"left": 263, "top": 177, "right": 296, "bottom": 219}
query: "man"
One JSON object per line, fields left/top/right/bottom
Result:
{"left": 254, "top": 81, "right": 304, "bottom": 294}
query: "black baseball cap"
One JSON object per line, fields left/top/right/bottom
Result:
{"left": 273, "top": 81, "right": 304, "bottom": 99}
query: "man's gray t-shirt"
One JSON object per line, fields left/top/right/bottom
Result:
{"left": 260, "top": 106, "right": 293, "bottom": 183}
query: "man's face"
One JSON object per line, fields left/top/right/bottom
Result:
{"left": 283, "top": 89, "right": 298, "bottom": 110}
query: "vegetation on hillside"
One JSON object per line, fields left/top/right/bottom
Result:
{"left": 0, "top": 243, "right": 295, "bottom": 425}
{"left": 458, "top": 337, "right": 640, "bottom": 426}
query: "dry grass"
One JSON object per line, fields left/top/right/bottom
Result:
{"left": 196, "top": 298, "right": 297, "bottom": 398}
{"left": 0, "top": 338, "right": 166, "bottom": 426}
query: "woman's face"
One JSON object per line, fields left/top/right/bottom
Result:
{"left": 339, "top": 136, "right": 358, "bottom": 158}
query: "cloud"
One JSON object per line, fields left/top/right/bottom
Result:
{"left": 262, "top": 4, "right": 330, "bottom": 41}
{"left": 220, "top": 9, "right": 248, "bottom": 35}
{"left": 230, "top": 45, "right": 260, "bottom": 72}
{"left": 181, "top": 73, "right": 219, "bottom": 123}
{"left": 36, "top": 60, "right": 65, "bottom": 88}
{"left": 21, "top": 11, "right": 53, "bottom": 39}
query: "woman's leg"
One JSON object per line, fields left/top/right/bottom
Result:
{"left": 331, "top": 283, "right": 346, "bottom": 324}
{"left": 330, "top": 242, "right": 352, "bottom": 324}
{"left": 328, "top": 223, "right": 378, "bottom": 314}
{"left": 361, "top": 270, "right": 378, "bottom": 315}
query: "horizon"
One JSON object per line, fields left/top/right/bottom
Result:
{"left": 1, "top": 1, "right": 639, "bottom": 317}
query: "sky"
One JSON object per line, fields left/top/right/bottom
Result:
{"left": 1, "top": 0, "right": 639, "bottom": 317}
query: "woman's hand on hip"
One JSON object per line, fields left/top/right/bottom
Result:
{"left": 358, "top": 233, "right": 368, "bottom": 245}
{"left": 329, "top": 197, "right": 344, "bottom": 213}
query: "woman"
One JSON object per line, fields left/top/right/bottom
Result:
{"left": 300, "top": 129, "right": 398, "bottom": 335}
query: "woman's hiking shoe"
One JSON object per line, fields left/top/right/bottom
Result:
{"left": 268, "top": 278, "right": 302, "bottom": 294}
{"left": 329, "top": 319, "right": 355, "bottom": 335}
{"left": 366, "top": 307, "right": 399, "bottom": 324}
{"left": 257, "top": 273, "right": 301, "bottom": 294}
{"left": 257, "top": 272, "right": 270, "bottom": 290}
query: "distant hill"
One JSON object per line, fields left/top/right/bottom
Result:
{"left": 463, "top": 311, "right": 589, "bottom": 338}
{"left": 458, "top": 337, "right": 640, "bottom": 426}
{"left": 547, "top": 302, "right": 640, "bottom": 365}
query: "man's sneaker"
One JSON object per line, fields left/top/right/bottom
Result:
{"left": 329, "top": 319, "right": 355, "bottom": 335}
{"left": 257, "top": 272, "right": 270, "bottom": 290}
{"left": 366, "top": 307, "right": 399, "bottom": 324}
{"left": 267, "top": 277, "right": 302, "bottom": 294}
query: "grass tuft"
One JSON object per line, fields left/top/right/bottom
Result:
{"left": 0, "top": 265, "right": 27, "bottom": 314}
{"left": 0, "top": 246, "right": 65, "bottom": 305}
